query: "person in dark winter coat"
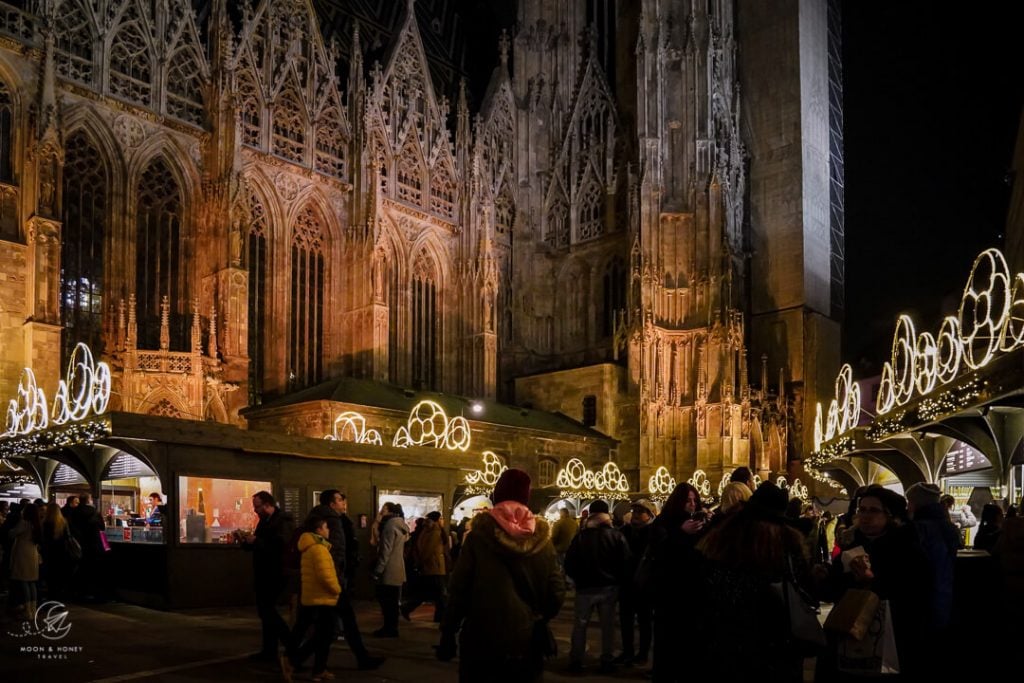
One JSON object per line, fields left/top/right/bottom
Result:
{"left": 241, "top": 491, "right": 295, "bottom": 662}
{"left": 697, "top": 482, "right": 812, "bottom": 682}
{"left": 301, "top": 489, "right": 383, "bottom": 671}
{"left": 906, "top": 483, "right": 960, "bottom": 628}
{"left": 617, "top": 499, "right": 656, "bottom": 665}
{"left": 644, "top": 482, "right": 708, "bottom": 683}
{"left": 817, "top": 486, "right": 931, "bottom": 680}
{"left": 69, "top": 493, "right": 106, "bottom": 599}
{"left": 565, "top": 500, "right": 631, "bottom": 673}
{"left": 437, "top": 468, "right": 565, "bottom": 683}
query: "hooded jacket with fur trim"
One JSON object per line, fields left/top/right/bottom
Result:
{"left": 442, "top": 509, "right": 565, "bottom": 664}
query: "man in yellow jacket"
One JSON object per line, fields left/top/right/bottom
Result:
{"left": 283, "top": 516, "right": 341, "bottom": 683}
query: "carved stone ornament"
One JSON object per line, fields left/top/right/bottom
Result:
{"left": 113, "top": 115, "right": 146, "bottom": 149}
{"left": 274, "top": 172, "right": 300, "bottom": 201}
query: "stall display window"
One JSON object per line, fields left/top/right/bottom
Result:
{"left": 376, "top": 489, "right": 443, "bottom": 534}
{"left": 100, "top": 451, "right": 166, "bottom": 545}
{"left": 178, "top": 476, "right": 271, "bottom": 544}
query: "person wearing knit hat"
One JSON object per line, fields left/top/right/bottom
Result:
{"left": 492, "top": 468, "right": 532, "bottom": 506}
{"left": 437, "top": 469, "right": 565, "bottom": 681}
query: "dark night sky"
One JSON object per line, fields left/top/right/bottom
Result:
{"left": 840, "top": 2, "right": 1024, "bottom": 373}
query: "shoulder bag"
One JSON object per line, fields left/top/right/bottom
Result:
{"left": 770, "top": 554, "right": 826, "bottom": 656}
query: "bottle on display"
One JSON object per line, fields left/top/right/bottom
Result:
{"left": 197, "top": 487, "right": 206, "bottom": 515}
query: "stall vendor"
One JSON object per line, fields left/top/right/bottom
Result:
{"left": 148, "top": 492, "right": 169, "bottom": 526}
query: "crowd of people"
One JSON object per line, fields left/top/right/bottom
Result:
{"left": 5, "top": 470, "right": 1024, "bottom": 682}
{"left": 0, "top": 493, "right": 111, "bottom": 618}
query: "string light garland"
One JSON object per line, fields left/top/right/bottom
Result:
{"left": 2, "top": 343, "right": 111, "bottom": 439}
{"left": 813, "top": 364, "right": 861, "bottom": 451}
{"left": 324, "top": 411, "right": 383, "bottom": 445}
{"left": 0, "top": 418, "right": 112, "bottom": 460}
{"left": 463, "top": 451, "right": 508, "bottom": 496}
{"left": 392, "top": 400, "right": 472, "bottom": 451}
{"left": 556, "top": 458, "right": 630, "bottom": 499}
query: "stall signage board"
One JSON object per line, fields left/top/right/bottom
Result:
{"left": 283, "top": 487, "right": 300, "bottom": 515}
{"left": 123, "top": 528, "right": 132, "bottom": 541}
{"left": 942, "top": 441, "right": 992, "bottom": 475}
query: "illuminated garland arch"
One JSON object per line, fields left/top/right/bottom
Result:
{"left": 816, "top": 248, "right": 1024, "bottom": 449}
{"left": 556, "top": 458, "right": 630, "bottom": 497}
{"left": 325, "top": 411, "right": 383, "bottom": 445}
{"left": 464, "top": 451, "right": 507, "bottom": 488}
{"left": 4, "top": 343, "right": 110, "bottom": 438}
{"left": 688, "top": 469, "right": 711, "bottom": 498}
{"left": 648, "top": 466, "right": 676, "bottom": 496}
{"left": 392, "top": 400, "right": 472, "bottom": 451}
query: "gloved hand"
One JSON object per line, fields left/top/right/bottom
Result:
{"left": 434, "top": 632, "right": 457, "bottom": 661}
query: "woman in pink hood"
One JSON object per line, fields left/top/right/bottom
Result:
{"left": 437, "top": 469, "right": 565, "bottom": 682}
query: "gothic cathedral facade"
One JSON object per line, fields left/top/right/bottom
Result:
{"left": 0, "top": 0, "right": 842, "bottom": 488}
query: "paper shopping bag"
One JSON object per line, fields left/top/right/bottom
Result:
{"left": 824, "top": 588, "right": 880, "bottom": 641}
{"left": 836, "top": 599, "right": 900, "bottom": 675}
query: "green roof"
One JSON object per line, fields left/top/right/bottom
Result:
{"left": 247, "top": 377, "right": 613, "bottom": 442}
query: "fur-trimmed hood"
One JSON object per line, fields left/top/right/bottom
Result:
{"left": 471, "top": 510, "right": 551, "bottom": 557}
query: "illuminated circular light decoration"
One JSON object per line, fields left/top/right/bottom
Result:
{"left": 556, "top": 457, "right": 630, "bottom": 498}
{"left": 648, "top": 466, "right": 676, "bottom": 496}
{"left": 814, "top": 249, "right": 1024, "bottom": 447}
{"left": 5, "top": 368, "right": 48, "bottom": 436}
{"left": 325, "top": 411, "right": 383, "bottom": 445}
{"left": 958, "top": 248, "right": 1011, "bottom": 370}
{"left": 3, "top": 343, "right": 111, "bottom": 439}
{"left": 688, "top": 469, "right": 711, "bottom": 498}
{"left": 717, "top": 469, "right": 733, "bottom": 498}
{"left": 465, "top": 451, "right": 508, "bottom": 487}
{"left": 873, "top": 248, "right": 1019, "bottom": 416}
{"left": 392, "top": 400, "right": 472, "bottom": 451}
{"left": 813, "top": 364, "right": 861, "bottom": 451}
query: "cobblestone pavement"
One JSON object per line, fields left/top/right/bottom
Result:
{"left": 1, "top": 598, "right": 650, "bottom": 682}
{"left": 2, "top": 597, "right": 818, "bottom": 682}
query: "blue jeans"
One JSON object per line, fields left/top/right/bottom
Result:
{"left": 570, "top": 586, "right": 618, "bottom": 665}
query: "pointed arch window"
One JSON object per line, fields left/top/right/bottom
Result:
{"left": 247, "top": 190, "right": 268, "bottom": 404}
{"left": 429, "top": 166, "right": 454, "bottom": 218}
{"left": 495, "top": 185, "right": 513, "bottom": 236}
{"left": 54, "top": 2, "right": 93, "bottom": 84}
{"left": 578, "top": 180, "right": 604, "bottom": 242}
{"left": 546, "top": 195, "right": 569, "bottom": 248}
{"left": 109, "top": 20, "right": 152, "bottom": 106}
{"left": 314, "top": 107, "right": 346, "bottom": 179}
{"left": 166, "top": 48, "right": 204, "bottom": 126}
{"left": 290, "top": 204, "right": 325, "bottom": 389}
{"left": 60, "top": 132, "right": 107, "bottom": 367}
{"left": 136, "top": 158, "right": 185, "bottom": 350}
{"left": 377, "top": 153, "right": 389, "bottom": 195}
{"left": 602, "top": 257, "right": 627, "bottom": 338}
{"left": 0, "top": 80, "right": 12, "bottom": 184}
{"left": 237, "top": 65, "right": 262, "bottom": 149}
{"left": 411, "top": 252, "right": 438, "bottom": 390}
{"left": 272, "top": 83, "right": 306, "bottom": 164}
{"left": 396, "top": 146, "right": 423, "bottom": 205}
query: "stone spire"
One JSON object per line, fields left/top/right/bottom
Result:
{"left": 159, "top": 296, "right": 170, "bottom": 351}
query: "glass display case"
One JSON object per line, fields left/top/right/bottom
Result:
{"left": 178, "top": 476, "right": 271, "bottom": 544}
